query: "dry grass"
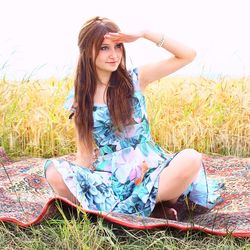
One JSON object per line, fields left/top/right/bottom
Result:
{"left": 1, "top": 75, "right": 249, "bottom": 158}
{"left": 0, "top": 77, "right": 75, "bottom": 158}
{"left": 146, "top": 76, "right": 250, "bottom": 157}
{"left": 1, "top": 206, "right": 249, "bottom": 249}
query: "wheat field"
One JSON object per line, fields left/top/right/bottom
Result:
{"left": 0, "top": 76, "right": 249, "bottom": 158}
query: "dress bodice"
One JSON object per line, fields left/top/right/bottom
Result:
{"left": 92, "top": 87, "right": 152, "bottom": 156}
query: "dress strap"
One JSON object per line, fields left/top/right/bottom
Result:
{"left": 129, "top": 67, "right": 140, "bottom": 92}
{"left": 64, "top": 87, "right": 74, "bottom": 112}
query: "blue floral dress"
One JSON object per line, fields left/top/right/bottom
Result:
{"left": 44, "top": 68, "right": 223, "bottom": 216}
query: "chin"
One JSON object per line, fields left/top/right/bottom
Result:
{"left": 108, "top": 66, "right": 119, "bottom": 72}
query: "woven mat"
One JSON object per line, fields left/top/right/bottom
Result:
{"left": 0, "top": 148, "right": 249, "bottom": 237}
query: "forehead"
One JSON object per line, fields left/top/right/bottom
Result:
{"left": 101, "top": 38, "right": 117, "bottom": 45}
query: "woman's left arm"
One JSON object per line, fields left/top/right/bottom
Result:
{"left": 138, "top": 30, "right": 196, "bottom": 90}
{"left": 105, "top": 30, "right": 196, "bottom": 91}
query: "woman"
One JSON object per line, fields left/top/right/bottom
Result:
{"left": 44, "top": 16, "right": 223, "bottom": 219}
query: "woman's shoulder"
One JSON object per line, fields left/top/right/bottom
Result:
{"left": 64, "top": 87, "right": 74, "bottom": 112}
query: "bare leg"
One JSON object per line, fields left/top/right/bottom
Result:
{"left": 45, "top": 162, "right": 79, "bottom": 205}
{"left": 156, "top": 148, "right": 201, "bottom": 202}
{"left": 151, "top": 149, "right": 202, "bottom": 219}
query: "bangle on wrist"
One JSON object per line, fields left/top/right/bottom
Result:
{"left": 156, "top": 34, "right": 165, "bottom": 47}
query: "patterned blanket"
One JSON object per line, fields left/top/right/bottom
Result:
{"left": 0, "top": 148, "right": 249, "bottom": 238}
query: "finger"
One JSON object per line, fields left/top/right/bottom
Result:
{"left": 104, "top": 36, "right": 124, "bottom": 44}
{"left": 104, "top": 32, "right": 121, "bottom": 38}
{"left": 107, "top": 32, "right": 120, "bottom": 35}
{"left": 104, "top": 35, "right": 120, "bottom": 42}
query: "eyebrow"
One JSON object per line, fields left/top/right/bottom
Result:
{"left": 101, "top": 42, "right": 122, "bottom": 46}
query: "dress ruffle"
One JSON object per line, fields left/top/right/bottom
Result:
{"left": 183, "top": 163, "right": 224, "bottom": 209}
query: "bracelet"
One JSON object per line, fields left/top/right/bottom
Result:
{"left": 156, "top": 34, "right": 165, "bottom": 47}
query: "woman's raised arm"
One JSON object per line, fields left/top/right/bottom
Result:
{"left": 138, "top": 30, "right": 196, "bottom": 90}
{"left": 105, "top": 30, "right": 196, "bottom": 91}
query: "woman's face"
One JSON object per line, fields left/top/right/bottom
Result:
{"left": 95, "top": 38, "right": 123, "bottom": 76}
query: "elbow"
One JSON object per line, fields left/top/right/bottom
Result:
{"left": 177, "top": 49, "right": 197, "bottom": 64}
{"left": 188, "top": 49, "right": 197, "bottom": 62}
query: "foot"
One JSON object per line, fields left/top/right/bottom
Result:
{"left": 163, "top": 207, "right": 178, "bottom": 220}
{"left": 151, "top": 204, "right": 178, "bottom": 221}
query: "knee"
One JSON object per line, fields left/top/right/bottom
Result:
{"left": 179, "top": 148, "right": 202, "bottom": 173}
{"left": 45, "top": 162, "right": 63, "bottom": 187}
{"left": 181, "top": 148, "right": 202, "bottom": 161}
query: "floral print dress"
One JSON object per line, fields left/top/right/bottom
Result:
{"left": 44, "top": 68, "right": 223, "bottom": 217}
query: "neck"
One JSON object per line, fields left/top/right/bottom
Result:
{"left": 96, "top": 70, "right": 111, "bottom": 86}
{"left": 97, "top": 78, "right": 109, "bottom": 86}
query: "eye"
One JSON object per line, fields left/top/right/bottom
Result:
{"left": 115, "top": 43, "right": 123, "bottom": 49}
{"left": 100, "top": 46, "right": 109, "bottom": 51}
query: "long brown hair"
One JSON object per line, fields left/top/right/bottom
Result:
{"left": 74, "top": 16, "right": 134, "bottom": 152}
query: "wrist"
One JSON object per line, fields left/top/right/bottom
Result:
{"left": 141, "top": 30, "right": 165, "bottom": 47}
{"left": 156, "top": 34, "right": 165, "bottom": 47}
{"left": 75, "top": 159, "right": 95, "bottom": 170}
{"left": 141, "top": 29, "right": 150, "bottom": 39}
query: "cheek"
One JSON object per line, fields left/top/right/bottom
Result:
{"left": 96, "top": 51, "right": 108, "bottom": 60}
{"left": 95, "top": 53, "right": 104, "bottom": 64}
{"left": 116, "top": 50, "right": 123, "bottom": 59}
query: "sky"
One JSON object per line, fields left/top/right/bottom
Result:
{"left": 0, "top": 0, "right": 250, "bottom": 80}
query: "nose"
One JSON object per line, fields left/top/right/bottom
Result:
{"left": 109, "top": 47, "right": 118, "bottom": 59}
